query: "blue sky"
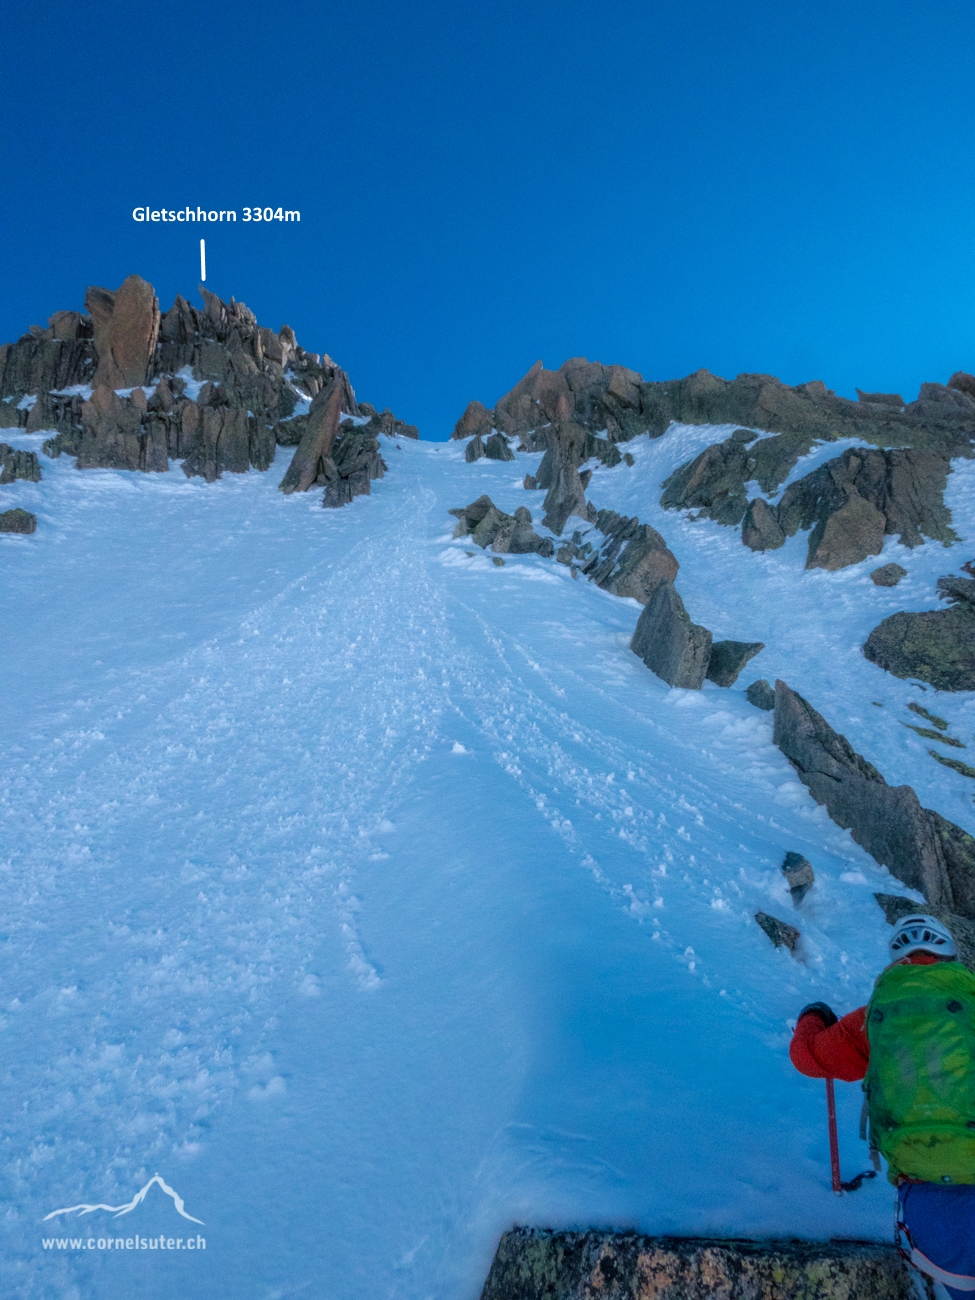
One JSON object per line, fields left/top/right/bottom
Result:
{"left": 4, "top": 0, "right": 975, "bottom": 437}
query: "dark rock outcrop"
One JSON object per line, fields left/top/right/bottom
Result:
{"left": 705, "top": 639, "right": 764, "bottom": 687}
{"left": 660, "top": 435, "right": 753, "bottom": 525}
{"left": 631, "top": 581, "right": 713, "bottom": 688}
{"left": 455, "top": 358, "right": 975, "bottom": 460}
{"left": 645, "top": 368, "right": 975, "bottom": 455}
{"left": 542, "top": 462, "right": 596, "bottom": 534}
{"left": 908, "top": 701, "right": 948, "bottom": 730}
{"left": 24, "top": 390, "right": 84, "bottom": 436}
{"left": 865, "top": 605, "right": 975, "bottom": 691}
{"left": 863, "top": 561, "right": 975, "bottom": 691}
{"left": 929, "top": 750, "right": 975, "bottom": 780}
{"left": 871, "top": 562, "right": 907, "bottom": 586}
{"left": 902, "top": 722, "right": 964, "bottom": 746}
{"left": 801, "top": 491, "right": 887, "bottom": 570}
{"left": 484, "top": 432, "right": 515, "bottom": 462}
{"left": 488, "top": 358, "right": 649, "bottom": 444}
{"left": 181, "top": 382, "right": 274, "bottom": 483}
{"left": 664, "top": 440, "right": 959, "bottom": 571}
{"left": 353, "top": 404, "right": 418, "bottom": 441}
{"left": 156, "top": 289, "right": 305, "bottom": 425}
{"left": 746, "top": 678, "right": 776, "bottom": 710}
{"left": 72, "top": 385, "right": 168, "bottom": 473}
{"left": 480, "top": 1228, "right": 918, "bottom": 1300}
{"left": 278, "top": 370, "right": 358, "bottom": 494}
{"left": 773, "top": 680, "right": 975, "bottom": 918}
{"left": 741, "top": 497, "right": 785, "bottom": 551}
{"left": 857, "top": 390, "right": 904, "bottom": 407}
{"left": 0, "top": 401, "right": 21, "bottom": 429}
{"left": 449, "top": 496, "right": 554, "bottom": 557}
{"left": 0, "top": 508, "right": 37, "bottom": 534}
{"left": 782, "top": 851, "right": 815, "bottom": 903}
{"left": 535, "top": 422, "right": 598, "bottom": 535}
{"left": 937, "top": 565, "right": 975, "bottom": 610}
{"left": 493, "top": 506, "right": 555, "bottom": 555}
{"left": 777, "top": 448, "right": 955, "bottom": 569}
{"left": 755, "top": 911, "right": 801, "bottom": 952}
{"left": 0, "top": 321, "right": 95, "bottom": 399}
{"left": 451, "top": 495, "right": 507, "bottom": 547}
{"left": 625, "top": 563, "right": 764, "bottom": 690}
{"left": 273, "top": 414, "right": 308, "bottom": 447}
{"left": 578, "top": 509, "right": 679, "bottom": 603}
{"left": 449, "top": 358, "right": 973, "bottom": 568}
{"left": 318, "top": 421, "right": 388, "bottom": 508}
{"left": 0, "top": 445, "right": 42, "bottom": 484}
{"left": 465, "top": 434, "right": 486, "bottom": 463}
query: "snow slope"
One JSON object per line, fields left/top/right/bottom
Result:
{"left": 1, "top": 425, "right": 973, "bottom": 1299}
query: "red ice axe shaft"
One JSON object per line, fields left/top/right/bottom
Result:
{"left": 826, "top": 1078, "right": 843, "bottom": 1194}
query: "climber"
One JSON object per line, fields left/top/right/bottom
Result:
{"left": 790, "top": 914, "right": 975, "bottom": 1297}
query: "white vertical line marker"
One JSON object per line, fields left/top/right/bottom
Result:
{"left": 200, "top": 239, "right": 206, "bottom": 282}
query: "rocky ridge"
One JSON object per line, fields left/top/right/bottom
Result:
{"left": 451, "top": 361, "right": 975, "bottom": 561}
{"left": 1, "top": 275, "right": 416, "bottom": 509}
{"left": 454, "top": 360, "right": 975, "bottom": 454}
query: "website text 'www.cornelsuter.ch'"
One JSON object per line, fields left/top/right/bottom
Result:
{"left": 42, "top": 1234, "right": 206, "bottom": 1251}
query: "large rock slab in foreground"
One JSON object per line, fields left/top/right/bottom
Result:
{"left": 480, "top": 1228, "right": 920, "bottom": 1300}
{"left": 773, "top": 679, "right": 975, "bottom": 919}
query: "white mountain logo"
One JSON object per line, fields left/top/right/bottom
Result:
{"left": 43, "top": 1174, "right": 204, "bottom": 1225}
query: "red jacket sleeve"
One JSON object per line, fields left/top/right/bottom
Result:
{"left": 790, "top": 1007, "right": 869, "bottom": 1082}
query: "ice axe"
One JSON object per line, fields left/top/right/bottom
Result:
{"left": 799, "top": 1002, "right": 878, "bottom": 1193}
{"left": 826, "top": 1077, "right": 877, "bottom": 1194}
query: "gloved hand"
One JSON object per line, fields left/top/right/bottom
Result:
{"left": 797, "top": 1001, "right": 838, "bottom": 1027}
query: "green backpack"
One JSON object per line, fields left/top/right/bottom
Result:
{"left": 865, "top": 959, "right": 975, "bottom": 1184}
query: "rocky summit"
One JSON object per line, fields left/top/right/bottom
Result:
{"left": 1, "top": 275, "right": 414, "bottom": 505}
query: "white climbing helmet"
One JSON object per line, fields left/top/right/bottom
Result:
{"left": 888, "top": 913, "right": 958, "bottom": 961}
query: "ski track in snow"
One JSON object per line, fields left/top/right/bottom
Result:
{"left": 1, "top": 425, "right": 973, "bottom": 1298}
